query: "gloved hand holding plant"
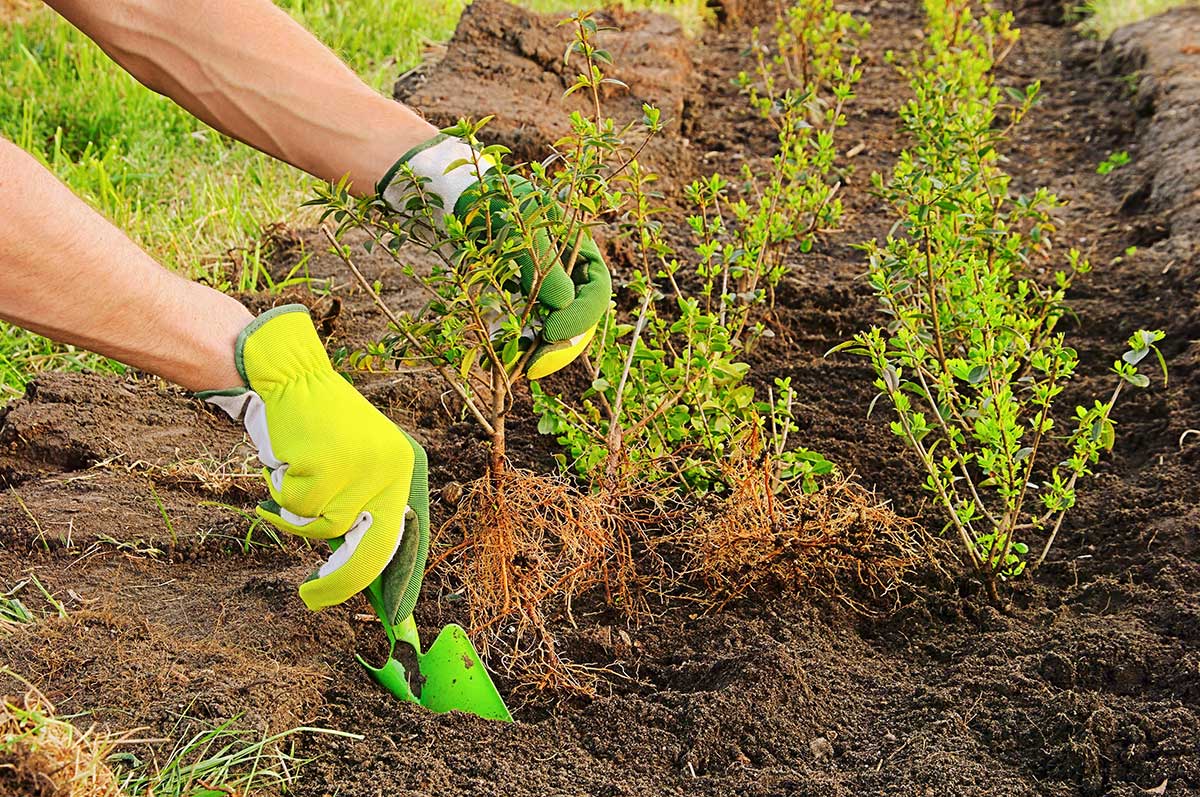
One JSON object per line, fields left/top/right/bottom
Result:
{"left": 375, "top": 131, "right": 612, "bottom": 380}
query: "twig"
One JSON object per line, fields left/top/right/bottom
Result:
{"left": 320, "top": 226, "right": 495, "bottom": 436}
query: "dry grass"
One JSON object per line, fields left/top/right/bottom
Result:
{"left": 0, "top": 0, "right": 37, "bottom": 22}
{"left": 0, "top": 687, "right": 123, "bottom": 797}
{"left": 671, "top": 449, "right": 936, "bottom": 614}
{"left": 432, "top": 469, "right": 643, "bottom": 694}
{"left": 91, "top": 447, "right": 262, "bottom": 501}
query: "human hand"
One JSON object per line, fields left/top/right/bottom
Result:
{"left": 377, "top": 134, "right": 612, "bottom": 379}
{"left": 200, "top": 305, "right": 429, "bottom": 624}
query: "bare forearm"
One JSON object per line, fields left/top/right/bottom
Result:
{"left": 0, "top": 138, "right": 252, "bottom": 391}
{"left": 44, "top": 0, "right": 437, "bottom": 193}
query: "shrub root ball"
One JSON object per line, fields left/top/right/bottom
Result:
{"left": 432, "top": 469, "right": 642, "bottom": 695}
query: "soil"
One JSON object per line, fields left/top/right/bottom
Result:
{"left": 2, "top": 1, "right": 1199, "bottom": 796}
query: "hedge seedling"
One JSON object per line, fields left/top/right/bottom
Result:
{"left": 835, "top": 0, "right": 1166, "bottom": 599}
{"left": 313, "top": 12, "right": 642, "bottom": 480}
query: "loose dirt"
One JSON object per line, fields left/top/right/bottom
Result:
{"left": 2, "top": 2, "right": 1199, "bottom": 796}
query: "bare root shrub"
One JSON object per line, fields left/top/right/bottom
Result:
{"left": 672, "top": 442, "right": 935, "bottom": 612}
{"left": 431, "top": 469, "right": 644, "bottom": 695}
{"left": 0, "top": 687, "right": 123, "bottom": 797}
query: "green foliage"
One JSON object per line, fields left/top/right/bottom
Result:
{"left": 112, "top": 716, "right": 358, "bottom": 797}
{"left": 720, "top": 0, "right": 866, "bottom": 337}
{"left": 1080, "top": 0, "right": 1196, "bottom": 38}
{"left": 1097, "top": 149, "right": 1131, "bottom": 174}
{"left": 316, "top": 12, "right": 642, "bottom": 476}
{"left": 0, "top": 323, "right": 124, "bottom": 402}
{"left": 533, "top": 159, "right": 836, "bottom": 492}
{"left": 835, "top": 0, "right": 1165, "bottom": 595}
{"left": 315, "top": 4, "right": 843, "bottom": 492}
{"left": 533, "top": 0, "right": 855, "bottom": 492}
{"left": 0, "top": 596, "right": 33, "bottom": 631}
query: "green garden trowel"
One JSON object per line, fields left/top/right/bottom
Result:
{"left": 328, "top": 539, "right": 512, "bottom": 722}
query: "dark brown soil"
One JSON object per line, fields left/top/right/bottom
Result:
{"left": 3, "top": 2, "right": 1199, "bottom": 796}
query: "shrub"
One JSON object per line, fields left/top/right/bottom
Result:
{"left": 314, "top": 11, "right": 644, "bottom": 481}
{"left": 533, "top": 0, "right": 862, "bottom": 493}
{"left": 834, "top": 0, "right": 1166, "bottom": 600}
{"left": 315, "top": 13, "right": 658, "bottom": 691}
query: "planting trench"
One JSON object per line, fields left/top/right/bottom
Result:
{"left": 2, "top": 1, "right": 1200, "bottom": 795}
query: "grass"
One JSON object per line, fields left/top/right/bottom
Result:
{"left": 0, "top": 680, "right": 361, "bottom": 797}
{"left": 0, "top": 688, "right": 124, "bottom": 797}
{"left": 1080, "top": 0, "right": 1198, "bottom": 37}
{"left": 114, "top": 715, "right": 359, "bottom": 797}
{"left": 0, "top": 0, "right": 707, "bottom": 399}
{"left": 0, "top": 0, "right": 467, "bottom": 398}
{"left": 0, "top": 596, "right": 33, "bottom": 635}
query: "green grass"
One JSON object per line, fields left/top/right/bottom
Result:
{"left": 0, "top": 683, "right": 360, "bottom": 797}
{"left": 1080, "top": 0, "right": 1198, "bottom": 37}
{"left": 0, "top": 1, "right": 466, "bottom": 397}
{"left": 0, "top": 0, "right": 705, "bottom": 398}
{"left": 0, "top": 596, "right": 33, "bottom": 633}
{"left": 0, "top": 0, "right": 468, "bottom": 280}
{"left": 113, "top": 715, "right": 360, "bottom": 797}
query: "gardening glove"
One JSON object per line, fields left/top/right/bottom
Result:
{"left": 198, "top": 304, "right": 429, "bottom": 625}
{"left": 377, "top": 133, "right": 611, "bottom": 379}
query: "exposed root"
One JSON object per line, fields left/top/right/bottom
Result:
{"left": 670, "top": 451, "right": 935, "bottom": 613}
{"left": 432, "top": 469, "right": 643, "bottom": 695}
{"left": 0, "top": 685, "right": 124, "bottom": 797}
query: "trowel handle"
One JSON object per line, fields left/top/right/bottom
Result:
{"left": 327, "top": 536, "right": 422, "bottom": 653}
{"left": 363, "top": 580, "right": 421, "bottom": 652}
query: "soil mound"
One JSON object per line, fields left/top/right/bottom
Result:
{"left": 396, "top": 0, "right": 698, "bottom": 186}
{"left": 1102, "top": 7, "right": 1200, "bottom": 261}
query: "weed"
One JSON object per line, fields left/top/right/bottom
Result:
{"left": 26, "top": 573, "right": 66, "bottom": 619}
{"left": 1097, "top": 149, "right": 1131, "bottom": 174}
{"left": 1, "top": 576, "right": 66, "bottom": 630}
{"left": 149, "top": 483, "right": 178, "bottom": 549}
{"left": 199, "top": 501, "right": 290, "bottom": 554}
{"left": 834, "top": 0, "right": 1166, "bottom": 599}
{"left": 0, "top": 595, "right": 32, "bottom": 635}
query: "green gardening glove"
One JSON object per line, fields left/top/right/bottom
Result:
{"left": 198, "top": 305, "right": 429, "bottom": 625}
{"left": 377, "top": 133, "right": 612, "bottom": 379}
